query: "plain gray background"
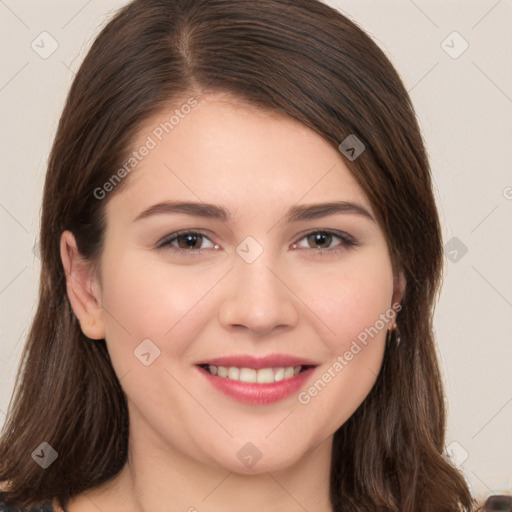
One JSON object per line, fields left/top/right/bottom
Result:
{"left": 0, "top": 0, "right": 511, "bottom": 503}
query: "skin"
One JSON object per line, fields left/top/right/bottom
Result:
{"left": 59, "top": 93, "right": 405, "bottom": 512}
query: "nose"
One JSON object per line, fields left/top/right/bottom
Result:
{"left": 218, "top": 251, "right": 299, "bottom": 336}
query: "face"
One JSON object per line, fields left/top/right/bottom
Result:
{"left": 67, "top": 93, "right": 404, "bottom": 475}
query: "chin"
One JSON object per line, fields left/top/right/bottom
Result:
{"left": 206, "top": 440, "right": 309, "bottom": 475}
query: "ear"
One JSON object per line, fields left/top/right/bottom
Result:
{"left": 60, "top": 230, "right": 105, "bottom": 340}
{"left": 391, "top": 270, "right": 406, "bottom": 308}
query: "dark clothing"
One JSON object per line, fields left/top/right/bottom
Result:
{"left": 0, "top": 502, "right": 55, "bottom": 512}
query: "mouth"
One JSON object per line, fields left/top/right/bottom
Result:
{"left": 195, "top": 355, "right": 318, "bottom": 405}
{"left": 197, "top": 363, "right": 315, "bottom": 384}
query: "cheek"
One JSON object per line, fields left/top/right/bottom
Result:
{"left": 98, "top": 249, "right": 221, "bottom": 355}
{"left": 294, "top": 249, "right": 395, "bottom": 353}
{"left": 292, "top": 252, "right": 394, "bottom": 429}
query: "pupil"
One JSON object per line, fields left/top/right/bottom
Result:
{"left": 308, "top": 232, "right": 331, "bottom": 249}
{"left": 178, "top": 234, "right": 201, "bottom": 249}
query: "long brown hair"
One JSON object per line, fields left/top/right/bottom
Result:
{"left": 0, "top": 1, "right": 475, "bottom": 510}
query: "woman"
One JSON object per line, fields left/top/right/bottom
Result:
{"left": 0, "top": 0, "right": 475, "bottom": 510}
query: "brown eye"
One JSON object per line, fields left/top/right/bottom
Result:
{"left": 292, "top": 229, "right": 357, "bottom": 254}
{"left": 157, "top": 230, "right": 218, "bottom": 253}
{"left": 306, "top": 231, "right": 333, "bottom": 249}
{"left": 176, "top": 233, "right": 203, "bottom": 250}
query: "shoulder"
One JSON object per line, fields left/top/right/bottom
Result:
{"left": 0, "top": 502, "right": 54, "bottom": 512}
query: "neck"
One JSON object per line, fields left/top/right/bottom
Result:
{"left": 85, "top": 433, "right": 334, "bottom": 511}
{"left": 125, "top": 436, "right": 334, "bottom": 512}
{"left": 65, "top": 411, "right": 335, "bottom": 512}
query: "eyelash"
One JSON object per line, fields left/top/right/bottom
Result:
{"left": 156, "top": 229, "right": 358, "bottom": 256}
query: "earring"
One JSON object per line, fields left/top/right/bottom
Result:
{"left": 387, "top": 321, "right": 402, "bottom": 347}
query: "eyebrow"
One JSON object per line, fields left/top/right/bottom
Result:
{"left": 133, "top": 200, "right": 375, "bottom": 224}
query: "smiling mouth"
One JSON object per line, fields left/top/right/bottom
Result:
{"left": 197, "top": 364, "right": 314, "bottom": 384}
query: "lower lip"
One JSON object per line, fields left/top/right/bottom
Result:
{"left": 197, "top": 366, "right": 316, "bottom": 405}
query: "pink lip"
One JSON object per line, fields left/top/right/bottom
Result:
{"left": 195, "top": 354, "right": 318, "bottom": 405}
{"left": 195, "top": 354, "right": 318, "bottom": 369}
{"left": 196, "top": 365, "right": 317, "bottom": 405}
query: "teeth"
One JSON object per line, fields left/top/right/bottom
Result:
{"left": 257, "top": 368, "right": 274, "bottom": 384}
{"left": 227, "top": 367, "right": 240, "bottom": 380}
{"left": 205, "top": 365, "right": 304, "bottom": 383}
{"left": 240, "top": 368, "right": 257, "bottom": 383}
{"left": 285, "top": 367, "right": 295, "bottom": 379}
{"left": 274, "top": 368, "right": 285, "bottom": 382}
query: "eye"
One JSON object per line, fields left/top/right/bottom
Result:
{"left": 156, "top": 230, "right": 219, "bottom": 254}
{"left": 156, "top": 228, "right": 358, "bottom": 256}
{"left": 292, "top": 229, "right": 357, "bottom": 254}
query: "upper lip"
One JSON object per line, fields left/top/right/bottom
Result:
{"left": 196, "top": 354, "right": 318, "bottom": 369}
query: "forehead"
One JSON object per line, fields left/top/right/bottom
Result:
{"left": 105, "top": 94, "right": 373, "bottom": 223}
